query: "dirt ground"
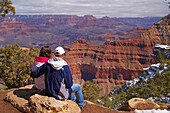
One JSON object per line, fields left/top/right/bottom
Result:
{"left": 0, "top": 91, "right": 22, "bottom": 113}
{"left": 81, "top": 101, "right": 129, "bottom": 113}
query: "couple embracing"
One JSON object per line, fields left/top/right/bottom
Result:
{"left": 31, "top": 46, "right": 84, "bottom": 108}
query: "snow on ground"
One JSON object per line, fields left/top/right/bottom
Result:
{"left": 153, "top": 44, "right": 170, "bottom": 50}
{"left": 110, "top": 62, "right": 169, "bottom": 103}
{"left": 134, "top": 109, "right": 170, "bottom": 113}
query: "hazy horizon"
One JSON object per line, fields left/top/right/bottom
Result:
{"left": 7, "top": 14, "right": 165, "bottom": 19}
{"left": 12, "top": 0, "right": 169, "bottom": 18}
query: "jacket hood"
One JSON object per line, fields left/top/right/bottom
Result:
{"left": 32, "top": 57, "right": 49, "bottom": 71}
{"left": 47, "top": 57, "right": 68, "bottom": 70}
{"left": 35, "top": 56, "right": 49, "bottom": 63}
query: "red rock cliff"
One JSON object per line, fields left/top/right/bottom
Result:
{"left": 63, "top": 15, "right": 170, "bottom": 96}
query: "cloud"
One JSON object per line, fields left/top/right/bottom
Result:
{"left": 12, "top": 0, "right": 169, "bottom": 17}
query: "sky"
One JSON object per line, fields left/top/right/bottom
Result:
{"left": 12, "top": 0, "right": 170, "bottom": 18}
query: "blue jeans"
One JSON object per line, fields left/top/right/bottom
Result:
{"left": 69, "top": 84, "right": 85, "bottom": 107}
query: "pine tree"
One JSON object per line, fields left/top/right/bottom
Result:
{"left": 82, "top": 81, "right": 101, "bottom": 103}
{"left": 0, "top": 44, "right": 39, "bottom": 88}
{"left": 0, "top": 0, "right": 15, "bottom": 17}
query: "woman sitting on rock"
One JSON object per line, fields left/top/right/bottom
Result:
{"left": 32, "top": 46, "right": 52, "bottom": 90}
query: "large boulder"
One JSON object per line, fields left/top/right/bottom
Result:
{"left": 119, "top": 98, "right": 160, "bottom": 111}
{"left": 5, "top": 85, "right": 81, "bottom": 113}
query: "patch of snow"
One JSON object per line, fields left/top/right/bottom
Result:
{"left": 143, "top": 67, "right": 150, "bottom": 70}
{"left": 108, "top": 97, "right": 112, "bottom": 101}
{"left": 153, "top": 44, "right": 170, "bottom": 50}
{"left": 134, "top": 109, "right": 170, "bottom": 113}
{"left": 110, "top": 62, "right": 169, "bottom": 107}
{"left": 97, "top": 99, "right": 105, "bottom": 105}
{"left": 158, "top": 70, "right": 164, "bottom": 74}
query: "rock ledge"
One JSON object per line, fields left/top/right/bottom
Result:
{"left": 5, "top": 85, "right": 81, "bottom": 113}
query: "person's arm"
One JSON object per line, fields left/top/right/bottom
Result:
{"left": 63, "top": 65, "right": 73, "bottom": 88}
{"left": 30, "top": 62, "right": 47, "bottom": 78}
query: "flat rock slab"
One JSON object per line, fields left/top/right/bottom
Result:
{"left": 5, "top": 85, "right": 81, "bottom": 113}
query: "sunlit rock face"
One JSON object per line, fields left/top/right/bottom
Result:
{"left": 64, "top": 14, "right": 170, "bottom": 96}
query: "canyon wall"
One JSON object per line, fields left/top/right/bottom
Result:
{"left": 0, "top": 15, "right": 160, "bottom": 49}
{"left": 64, "top": 14, "right": 170, "bottom": 96}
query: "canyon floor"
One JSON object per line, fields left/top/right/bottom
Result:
{"left": 0, "top": 90, "right": 129, "bottom": 113}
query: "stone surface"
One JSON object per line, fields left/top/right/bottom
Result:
{"left": 5, "top": 85, "right": 34, "bottom": 112}
{"left": 29, "top": 94, "right": 80, "bottom": 113}
{"left": 5, "top": 85, "right": 81, "bottom": 113}
{"left": 119, "top": 98, "right": 160, "bottom": 111}
{"left": 1, "top": 90, "right": 135, "bottom": 113}
{"left": 1, "top": 90, "right": 170, "bottom": 113}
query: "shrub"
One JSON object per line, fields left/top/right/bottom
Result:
{"left": 0, "top": 44, "right": 39, "bottom": 88}
{"left": 82, "top": 81, "right": 101, "bottom": 103}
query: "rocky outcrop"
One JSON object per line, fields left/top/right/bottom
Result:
{"left": 118, "top": 98, "right": 169, "bottom": 111}
{"left": 4, "top": 85, "right": 130, "bottom": 113}
{"left": 5, "top": 85, "right": 81, "bottom": 113}
{"left": 64, "top": 15, "right": 170, "bottom": 96}
{"left": 29, "top": 94, "right": 80, "bottom": 113}
{"left": 1, "top": 90, "right": 133, "bottom": 113}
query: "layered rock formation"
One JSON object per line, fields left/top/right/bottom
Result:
{"left": 5, "top": 85, "right": 81, "bottom": 113}
{"left": 0, "top": 15, "right": 160, "bottom": 49}
{"left": 86, "top": 27, "right": 149, "bottom": 45}
{"left": 64, "top": 15, "right": 170, "bottom": 96}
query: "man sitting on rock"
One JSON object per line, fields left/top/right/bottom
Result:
{"left": 31, "top": 46, "right": 84, "bottom": 108}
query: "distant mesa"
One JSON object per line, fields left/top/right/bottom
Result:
{"left": 0, "top": 15, "right": 162, "bottom": 49}
{"left": 74, "top": 38, "right": 87, "bottom": 43}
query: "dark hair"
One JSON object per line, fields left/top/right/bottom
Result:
{"left": 39, "top": 46, "right": 51, "bottom": 58}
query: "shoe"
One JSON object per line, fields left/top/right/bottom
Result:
{"left": 79, "top": 102, "right": 85, "bottom": 111}
{"left": 80, "top": 106, "right": 84, "bottom": 111}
